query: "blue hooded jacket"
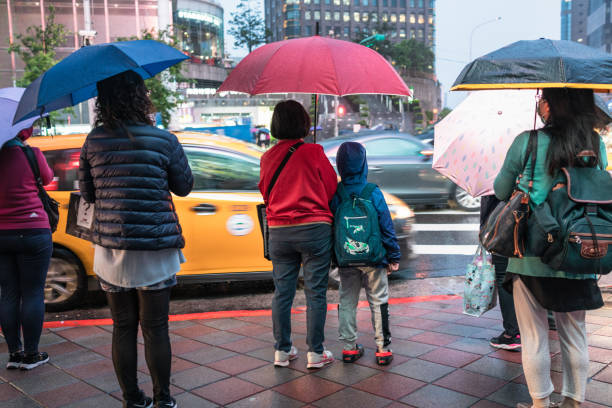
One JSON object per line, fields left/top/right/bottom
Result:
{"left": 330, "top": 142, "right": 401, "bottom": 264}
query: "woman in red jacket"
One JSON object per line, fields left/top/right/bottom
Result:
{"left": 259, "top": 100, "right": 338, "bottom": 369}
{"left": 0, "top": 127, "right": 54, "bottom": 371}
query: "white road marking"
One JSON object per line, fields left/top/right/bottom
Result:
{"left": 412, "top": 245, "right": 477, "bottom": 255}
{"left": 414, "top": 210, "right": 479, "bottom": 215}
{"left": 412, "top": 224, "right": 479, "bottom": 232}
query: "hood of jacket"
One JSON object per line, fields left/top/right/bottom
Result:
{"left": 336, "top": 141, "right": 367, "bottom": 185}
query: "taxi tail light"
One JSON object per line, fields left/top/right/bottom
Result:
{"left": 419, "top": 149, "right": 434, "bottom": 157}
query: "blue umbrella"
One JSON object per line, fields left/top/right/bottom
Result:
{"left": 13, "top": 40, "right": 188, "bottom": 124}
{"left": 0, "top": 87, "right": 40, "bottom": 148}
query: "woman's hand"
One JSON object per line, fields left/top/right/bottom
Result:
{"left": 386, "top": 262, "right": 399, "bottom": 275}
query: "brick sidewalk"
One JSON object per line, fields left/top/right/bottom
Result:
{"left": 1, "top": 296, "right": 611, "bottom": 408}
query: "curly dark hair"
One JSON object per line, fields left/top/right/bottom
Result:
{"left": 94, "top": 70, "right": 153, "bottom": 137}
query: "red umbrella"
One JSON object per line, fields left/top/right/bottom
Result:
{"left": 217, "top": 35, "right": 411, "bottom": 141}
{"left": 218, "top": 36, "right": 411, "bottom": 96}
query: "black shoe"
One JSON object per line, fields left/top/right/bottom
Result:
{"left": 125, "top": 396, "right": 153, "bottom": 408}
{"left": 20, "top": 352, "right": 49, "bottom": 370}
{"left": 342, "top": 344, "right": 364, "bottom": 363}
{"left": 155, "top": 397, "right": 177, "bottom": 408}
{"left": 376, "top": 348, "right": 394, "bottom": 366}
{"left": 489, "top": 332, "right": 521, "bottom": 351}
{"left": 6, "top": 351, "right": 24, "bottom": 369}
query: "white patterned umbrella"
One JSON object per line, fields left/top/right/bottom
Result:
{"left": 433, "top": 90, "right": 543, "bottom": 198}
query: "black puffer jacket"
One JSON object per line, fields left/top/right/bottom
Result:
{"left": 79, "top": 124, "right": 193, "bottom": 250}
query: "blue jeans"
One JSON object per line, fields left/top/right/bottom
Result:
{"left": 269, "top": 223, "right": 332, "bottom": 354}
{"left": 0, "top": 230, "right": 52, "bottom": 354}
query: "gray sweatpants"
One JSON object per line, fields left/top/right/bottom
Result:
{"left": 338, "top": 266, "right": 391, "bottom": 350}
{"left": 513, "top": 276, "right": 589, "bottom": 403}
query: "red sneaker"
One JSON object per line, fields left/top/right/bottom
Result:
{"left": 342, "top": 344, "right": 364, "bottom": 363}
{"left": 376, "top": 349, "right": 393, "bottom": 366}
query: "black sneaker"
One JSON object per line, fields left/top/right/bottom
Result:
{"left": 155, "top": 397, "right": 177, "bottom": 408}
{"left": 125, "top": 396, "right": 153, "bottom": 408}
{"left": 6, "top": 351, "right": 24, "bottom": 369}
{"left": 489, "top": 332, "right": 521, "bottom": 351}
{"left": 342, "top": 344, "right": 364, "bottom": 363}
{"left": 20, "top": 352, "right": 49, "bottom": 370}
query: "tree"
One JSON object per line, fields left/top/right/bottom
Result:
{"left": 228, "top": 0, "right": 270, "bottom": 53}
{"left": 390, "top": 39, "right": 434, "bottom": 74}
{"left": 8, "top": 6, "right": 69, "bottom": 87}
{"left": 117, "top": 29, "right": 190, "bottom": 128}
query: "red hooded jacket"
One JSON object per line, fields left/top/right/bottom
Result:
{"left": 259, "top": 139, "right": 337, "bottom": 227}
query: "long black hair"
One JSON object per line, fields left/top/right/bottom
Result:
{"left": 541, "top": 88, "right": 601, "bottom": 175}
{"left": 94, "top": 70, "right": 153, "bottom": 137}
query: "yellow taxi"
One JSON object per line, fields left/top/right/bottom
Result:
{"left": 29, "top": 132, "right": 415, "bottom": 311}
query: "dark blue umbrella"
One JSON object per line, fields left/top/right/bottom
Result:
{"left": 452, "top": 38, "right": 612, "bottom": 92}
{"left": 13, "top": 40, "right": 188, "bottom": 124}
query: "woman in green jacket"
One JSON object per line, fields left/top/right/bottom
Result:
{"left": 494, "top": 88, "right": 607, "bottom": 408}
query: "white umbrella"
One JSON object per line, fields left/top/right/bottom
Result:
{"left": 0, "top": 87, "right": 39, "bottom": 148}
{"left": 433, "top": 90, "right": 543, "bottom": 198}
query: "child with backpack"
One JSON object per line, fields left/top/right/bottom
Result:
{"left": 330, "top": 142, "right": 401, "bottom": 365}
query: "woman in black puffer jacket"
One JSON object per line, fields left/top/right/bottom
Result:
{"left": 79, "top": 70, "right": 193, "bottom": 408}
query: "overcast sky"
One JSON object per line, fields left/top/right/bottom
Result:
{"left": 218, "top": 0, "right": 561, "bottom": 108}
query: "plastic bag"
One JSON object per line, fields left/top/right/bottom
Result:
{"left": 463, "top": 244, "right": 497, "bottom": 317}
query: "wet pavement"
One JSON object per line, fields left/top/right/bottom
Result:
{"left": 2, "top": 294, "right": 612, "bottom": 408}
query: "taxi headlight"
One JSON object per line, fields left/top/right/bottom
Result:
{"left": 388, "top": 204, "right": 414, "bottom": 219}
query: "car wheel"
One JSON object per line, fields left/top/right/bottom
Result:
{"left": 452, "top": 186, "right": 481, "bottom": 211}
{"left": 45, "top": 247, "right": 87, "bottom": 312}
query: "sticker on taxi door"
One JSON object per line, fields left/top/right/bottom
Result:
{"left": 226, "top": 214, "right": 254, "bottom": 236}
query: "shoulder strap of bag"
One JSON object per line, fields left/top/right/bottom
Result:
{"left": 359, "top": 183, "right": 377, "bottom": 200}
{"left": 520, "top": 130, "right": 538, "bottom": 193}
{"left": 266, "top": 141, "right": 304, "bottom": 196}
{"left": 19, "top": 145, "right": 45, "bottom": 191}
{"left": 336, "top": 182, "right": 350, "bottom": 201}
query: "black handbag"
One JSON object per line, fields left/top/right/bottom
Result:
{"left": 257, "top": 141, "right": 303, "bottom": 260}
{"left": 479, "top": 130, "right": 537, "bottom": 258}
{"left": 20, "top": 145, "right": 60, "bottom": 233}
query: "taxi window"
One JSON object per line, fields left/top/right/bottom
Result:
{"left": 364, "top": 138, "right": 422, "bottom": 157}
{"left": 41, "top": 149, "right": 81, "bottom": 191}
{"left": 184, "top": 146, "right": 261, "bottom": 191}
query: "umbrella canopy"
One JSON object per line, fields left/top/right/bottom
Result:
{"left": 451, "top": 38, "right": 612, "bottom": 92}
{"left": 217, "top": 36, "right": 411, "bottom": 96}
{"left": 433, "top": 90, "right": 544, "bottom": 198}
{"left": 0, "top": 87, "right": 40, "bottom": 148}
{"left": 13, "top": 40, "right": 188, "bottom": 124}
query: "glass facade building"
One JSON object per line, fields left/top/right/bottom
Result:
{"left": 174, "top": 0, "right": 224, "bottom": 64}
{"left": 560, "top": 0, "right": 589, "bottom": 43}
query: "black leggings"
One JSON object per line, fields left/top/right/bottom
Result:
{"left": 106, "top": 288, "right": 172, "bottom": 403}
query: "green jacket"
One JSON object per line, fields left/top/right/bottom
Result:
{"left": 493, "top": 130, "right": 608, "bottom": 279}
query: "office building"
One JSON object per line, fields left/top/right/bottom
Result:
{"left": 561, "top": 0, "right": 589, "bottom": 43}
{"left": 587, "top": 0, "right": 612, "bottom": 51}
{"left": 265, "top": 0, "right": 436, "bottom": 48}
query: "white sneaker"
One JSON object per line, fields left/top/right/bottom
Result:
{"left": 306, "top": 350, "right": 334, "bottom": 369}
{"left": 274, "top": 346, "right": 298, "bottom": 367}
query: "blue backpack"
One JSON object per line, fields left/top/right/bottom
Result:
{"left": 334, "top": 182, "right": 386, "bottom": 267}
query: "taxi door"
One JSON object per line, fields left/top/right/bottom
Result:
{"left": 175, "top": 146, "right": 272, "bottom": 277}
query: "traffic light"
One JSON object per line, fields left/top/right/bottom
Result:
{"left": 337, "top": 104, "right": 346, "bottom": 117}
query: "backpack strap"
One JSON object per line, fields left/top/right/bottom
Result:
{"left": 359, "top": 183, "right": 377, "bottom": 200}
{"left": 19, "top": 145, "right": 44, "bottom": 191}
{"left": 266, "top": 141, "right": 303, "bottom": 197}
{"left": 336, "top": 182, "right": 350, "bottom": 201}
{"left": 518, "top": 130, "right": 538, "bottom": 194}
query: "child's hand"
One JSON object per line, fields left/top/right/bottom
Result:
{"left": 386, "top": 262, "right": 399, "bottom": 275}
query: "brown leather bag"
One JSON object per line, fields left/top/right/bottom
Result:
{"left": 479, "top": 131, "right": 537, "bottom": 258}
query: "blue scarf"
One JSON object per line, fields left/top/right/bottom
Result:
{"left": 3, "top": 137, "right": 24, "bottom": 148}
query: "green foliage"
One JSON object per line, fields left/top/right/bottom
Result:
{"left": 117, "top": 29, "right": 190, "bottom": 128}
{"left": 391, "top": 39, "right": 434, "bottom": 74}
{"left": 228, "top": 0, "right": 269, "bottom": 53}
{"left": 438, "top": 107, "right": 452, "bottom": 120}
{"left": 8, "top": 6, "right": 68, "bottom": 87}
{"left": 425, "top": 110, "right": 434, "bottom": 122}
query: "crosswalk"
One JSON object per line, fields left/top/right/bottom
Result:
{"left": 400, "top": 209, "right": 480, "bottom": 278}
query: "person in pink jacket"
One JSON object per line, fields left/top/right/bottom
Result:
{"left": 0, "top": 127, "right": 54, "bottom": 371}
